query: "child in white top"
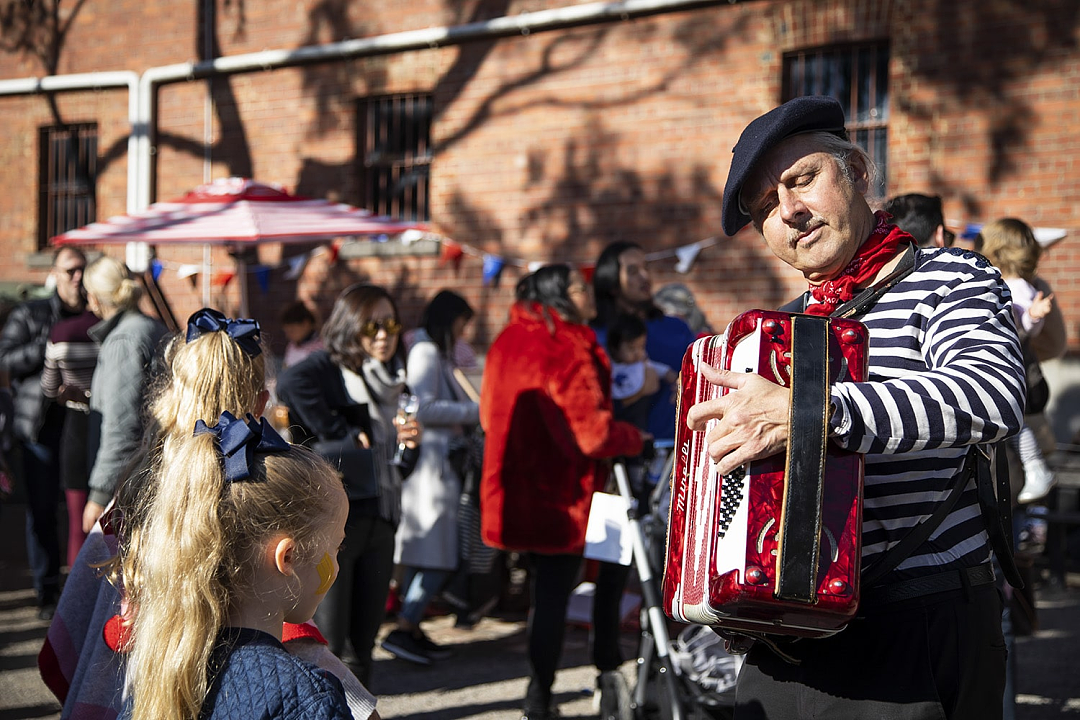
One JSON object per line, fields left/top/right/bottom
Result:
{"left": 980, "top": 218, "right": 1057, "bottom": 504}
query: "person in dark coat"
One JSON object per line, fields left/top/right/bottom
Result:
{"left": 278, "top": 283, "right": 420, "bottom": 686}
{"left": 0, "top": 246, "right": 87, "bottom": 618}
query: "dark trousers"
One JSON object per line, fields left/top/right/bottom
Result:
{"left": 21, "top": 408, "right": 64, "bottom": 604}
{"left": 61, "top": 409, "right": 91, "bottom": 566}
{"left": 313, "top": 503, "right": 396, "bottom": 686}
{"left": 734, "top": 582, "right": 1006, "bottom": 720}
{"left": 524, "top": 553, "right": 632, "bottom": 712}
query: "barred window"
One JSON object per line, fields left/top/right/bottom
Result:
{"left": 38, "top": 123, "right": 98, "bottom": 250}
{"left": 357, "top": 94, "right": 432, "bottom": 222}
{"left": 783, "top": 43, "right": 889, "bottom": 197}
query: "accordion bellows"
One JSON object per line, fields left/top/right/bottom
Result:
{"left": 663, "top": 310, "right": 869, "bottom": 638}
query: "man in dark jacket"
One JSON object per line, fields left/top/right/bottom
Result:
{"left": 0, "top": 247, "right": 87, "bottom": 618}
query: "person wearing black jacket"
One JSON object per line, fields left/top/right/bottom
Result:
{"left": 277, "top": 283, "right": 419, "bottom": 685}
{"left": 0, "top": 247, "right": 87, "bottom": 618}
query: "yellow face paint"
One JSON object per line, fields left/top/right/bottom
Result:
{"left": 315, "top": 552, "right": 335, "bottom": 595}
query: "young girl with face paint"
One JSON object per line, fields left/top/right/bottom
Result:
{"left": 121, "top": 411, "right": 350, "bottom": 720}
{"left": 40, "top": 310, "right": 378, "bottom": 720}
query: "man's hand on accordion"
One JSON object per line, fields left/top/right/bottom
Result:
{"left": 685, "top": 362, "right": 790, "bottom": 477}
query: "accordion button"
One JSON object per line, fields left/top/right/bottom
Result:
{"left": 763, "top": 319, "right": 779, "bottom": 334}
{"left": 745, "top": 566, "right": 767, "bottom": 585}
{"left": 840, "top": 329, "right": 860, "bottom": 344}
{"left": 828, "top": 578, "right": 849, "bottom": 594}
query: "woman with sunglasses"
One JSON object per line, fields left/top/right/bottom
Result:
{"left": 278, "top": 283, "right": 421, "bottom": 685}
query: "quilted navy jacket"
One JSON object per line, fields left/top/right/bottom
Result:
{"left": 122, "top": 627, "right": 353, "bottom": 720}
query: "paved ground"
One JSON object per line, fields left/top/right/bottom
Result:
{"left": 1, "top": 500, "right": 1078, "bottom": 720}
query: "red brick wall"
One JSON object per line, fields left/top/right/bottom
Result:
{"left": 2, "top": 0, "right": 1079, "bottom": 354}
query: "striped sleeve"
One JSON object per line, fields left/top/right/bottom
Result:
{"left": 829, "top": 248, "right": 1025, "bottom": 454}
{"left": 825, "top": 247, "right": 1026, "bottom": 580}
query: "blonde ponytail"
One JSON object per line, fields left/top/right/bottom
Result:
{"left": 125, "top": 420, "right": 340, "bottom": 720}
{"left": 110, "top": 327, "right": 266, "bottom": 598}
{"left": 126, "top": 432, "right": 229, "bottom": 720}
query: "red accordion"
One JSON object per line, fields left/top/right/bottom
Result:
{"left": 662, "top": 310, "right": 869, "bottom": 638}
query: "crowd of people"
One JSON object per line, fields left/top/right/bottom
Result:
{"left": 0, "top": 94, "right": 1068, "bottom": 720}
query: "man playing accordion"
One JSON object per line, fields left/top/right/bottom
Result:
{"left": 687, "top": 96, "right": 1025, "bottom": 719}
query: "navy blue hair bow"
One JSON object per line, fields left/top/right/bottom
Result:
{"left": 186, "top": 308, "right": 262, "bottom": 357}
{"left": 193, "top": 410, "right": 290, "bottom": 483}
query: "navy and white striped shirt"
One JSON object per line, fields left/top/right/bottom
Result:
{"left": 827, "top": 247, "right": 1025, "bottom": 582}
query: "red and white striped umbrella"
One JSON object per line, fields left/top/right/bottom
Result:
{"left": 52, "top": 177, "right": 426, "bottom": 245}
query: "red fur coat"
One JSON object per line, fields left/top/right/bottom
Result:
{"left": 480, "top": 302, "right": 643, "bottom": 555}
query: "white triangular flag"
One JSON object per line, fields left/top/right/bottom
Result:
{"left": 527, "top": 261, "right": 544, "bottom": 272}
{"left": 674, "top": 242, "right": 702, "bottom": 274}
{"left": 177, "top": 264, "right": 200, "bottom": 279}
{"left": 284, "top": 253, "right": 309, "bottom": 280}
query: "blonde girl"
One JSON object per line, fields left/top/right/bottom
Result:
{"left": 123, "top": 412, "right": 350, "bottom": 720}
{"left": 41, "top": 309, "right": 378, "bottom": 720}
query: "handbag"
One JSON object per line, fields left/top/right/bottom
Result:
{"left": 312, "top": 438, "right": 380, "bottom": 500}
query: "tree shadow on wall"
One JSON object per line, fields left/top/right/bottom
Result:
{"left": 898, "top": 0, "right": 1080, "bottom": 217}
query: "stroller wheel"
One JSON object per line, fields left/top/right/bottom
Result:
{"left": 599, "top": 670, "right": 633, "bottom": 720}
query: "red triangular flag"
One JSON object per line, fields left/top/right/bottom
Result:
{"left": 211, "top": 269, "right": 236, "bottom": 287}
{"left": 439, "top": 241, "right": 465, "bottom": 269}
{"left": 579, "top": 263, "right": 596, "bottom": 283}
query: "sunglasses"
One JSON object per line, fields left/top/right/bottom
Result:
{"left": 360, "top": 318, "right": 403, "bottom": 338}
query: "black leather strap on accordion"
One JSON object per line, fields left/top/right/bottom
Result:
{"left": 776, "top": 314, "right": 831, "bottom": 604}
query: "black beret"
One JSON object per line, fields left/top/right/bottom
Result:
{"left": 721, "top": 96, "right": 848, "bottom": 236}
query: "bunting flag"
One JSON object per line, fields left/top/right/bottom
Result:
{"left": 439, "top": 240, "right": 465, "bottom": 269}
{"left": 144, "top": 233, "right": 724, "bottom": 294}
{"left": 211, "top": 269, "right": 236, "bottom": 287}
{"left": 674, "top": 242, "right": 703, "bottom": 274}
{"left": 482, "top": 254, "right": 506, "bottom": 287}
{"left": 254, "top": 266, "right": 271, "bottom": 294}
{"left": 150, "top": 259, "right": 163, "bottom": 282}
{"left": 284, "top": 254, "right": 309, "bottom": 280}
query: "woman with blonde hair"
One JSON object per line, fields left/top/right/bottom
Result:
{"left": 80, "top": 255, "right": 167, "bottom": 532}
{"left": 980, "top": 218, "right": 1057, "bottom": 503}
{"left": 122, "top": 412, "right": 351, "bottom": 720}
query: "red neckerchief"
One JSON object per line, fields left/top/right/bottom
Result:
{"left": 805, "top": 211, "right": 913, "bottom": 316}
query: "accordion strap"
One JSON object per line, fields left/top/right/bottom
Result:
{"left": 776, "top": 314, "right": 831, "bottom": 603}
{"left": 862, "top": 447, "right": 975, "bottom": 588}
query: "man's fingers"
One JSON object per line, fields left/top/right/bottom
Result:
{"left": 699, "top": 363, "right": 748, "bottom": 389}
{"left": 686, "top": 396, "right": 726, "bottom": 431}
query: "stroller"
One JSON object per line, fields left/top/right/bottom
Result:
{"left": 611, "top": 441, "right": 739, "bottom": 720}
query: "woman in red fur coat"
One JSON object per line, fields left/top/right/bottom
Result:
{"left": 480, "top": 264, "right": 648, "bottom": 720}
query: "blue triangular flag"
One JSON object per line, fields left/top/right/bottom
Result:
{"left": 150, "top": 259, "right": 163, "bottom": 282}
{"left": 482, "top": 254, "right": 505, "bottom": 287}
{"left": 254, "top": 265, "right": 271, "bottom": 294}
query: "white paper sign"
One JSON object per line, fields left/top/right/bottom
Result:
{"left": 584, "top": 492, "right": 633, "bottom": 566}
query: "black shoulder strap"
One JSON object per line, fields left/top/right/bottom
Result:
{"left": 831, "top": 243, "right": 918, "bottom": 320}
{"left": 862, "top": 446, "right": 975, "bottom": 588}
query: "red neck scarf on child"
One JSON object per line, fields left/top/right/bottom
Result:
{"left": 805, "top": 211, "right": 913, "bottom": 316}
